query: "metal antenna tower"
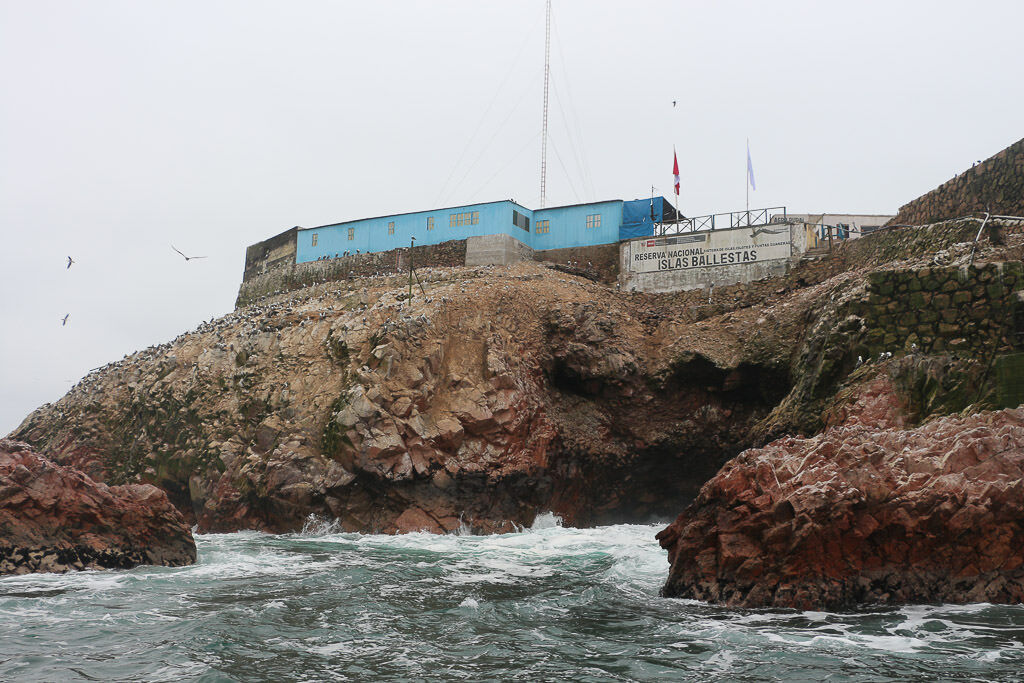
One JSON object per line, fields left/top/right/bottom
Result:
{"left": 540, "top": 0, "right": 551, "bottom": 208}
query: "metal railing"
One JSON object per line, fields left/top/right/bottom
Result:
{"left": 657, "top": 207, "right": 787, "bottom": 235}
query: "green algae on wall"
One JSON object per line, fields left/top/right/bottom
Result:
{"left": 994, "top": 352, "right": 1024, "bottom": 409}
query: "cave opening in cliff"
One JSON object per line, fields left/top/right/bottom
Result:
{"left": 545, "top": 353, "right": 793, "bottom": 527}
{"left": 664, "top": 355, "right": 791, "bottom": 406}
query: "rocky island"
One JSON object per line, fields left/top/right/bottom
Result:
{"left": 6, "top": 138, "right": 1024, "bottom": 605}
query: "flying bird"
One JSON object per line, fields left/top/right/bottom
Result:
{"left": 61, "top": 314, "right": 70, "bottom": 326}
{"left": 171, "top": 245, "right": 207, "bottom": 261}
{"left": 672, "top": 100, "right": 677, "bottom": 107}
{"left": 66, "top": 256, "right": 75, "bottom": 269}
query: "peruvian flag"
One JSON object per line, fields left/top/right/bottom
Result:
{"left": 672, "top": 149, "right": 680, "bottom": 196}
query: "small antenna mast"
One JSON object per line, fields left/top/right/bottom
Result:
{"left": 540, "top": 0, "right": 551, "bottom": 208}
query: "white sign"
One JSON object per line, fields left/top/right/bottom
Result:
{"left": 628, "top": 227, "right": 792, "bottom": 274}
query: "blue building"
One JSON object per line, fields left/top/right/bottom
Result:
{"left": 295, "top": 197, "right": 678, "bottom": 263}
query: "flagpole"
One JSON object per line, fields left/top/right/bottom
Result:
{"left": 745, "top": 138, "right": 749, "bottom": 226}
{"left": 674, "top": 145, "right": 680, "bottom": 231}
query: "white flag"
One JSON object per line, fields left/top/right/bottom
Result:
{"left": 746, "top": 140, "right": 756, "bottom": 191}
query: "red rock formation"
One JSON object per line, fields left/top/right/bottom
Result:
{"left": 0, "top": 439, "right": 196, "bottom": 575}
{"left": 657, "top": 408, "right": 1024, "bottom": 609}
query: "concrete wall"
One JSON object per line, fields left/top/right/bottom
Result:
{"left": 242, "top": 227, "right": 297, "bottom": 283}
{"left": 888, "top": 137, "right": 1024, "bottom": 226}
{"left": 618, "top": 223, "right": 800, "bottom": 293}
{"left": 465, "top": 233, "right": 534, "bottom": 267}
{"left": 623, "top": 258, "right": 791, "bottom": 294}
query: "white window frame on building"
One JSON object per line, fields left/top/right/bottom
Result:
{"left": 427, "top": 216, "right": 434, "bottom": 230}
{"left": 311, "top": 233, "right": 318, "bottom": 246}
{"left": 535, "top": 219, "right": 550, "bottom": 234}
{"left": 388, "top": 221, "right": 395, "bottom": 235}
{"left": 586, "top": 214, "right": 601, "bottom": 229}
{"left": 348, "top": 227, "right": 355, "bottom": 240}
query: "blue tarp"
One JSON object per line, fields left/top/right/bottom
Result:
{"left": 620, "top": 196, "right": 679, "bottom": 239}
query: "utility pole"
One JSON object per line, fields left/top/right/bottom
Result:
{"left": 408, "top": 237, "right": 415, "bottom": 301}
{"left": 651, "top": 184, "right": 656, "bottom": 235}
{"left": 540, "top": 0, "right": 551, "bottom": 208}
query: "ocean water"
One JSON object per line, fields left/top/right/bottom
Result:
{"left": 2, "top": 515, "right": 1023, "bottom": 682}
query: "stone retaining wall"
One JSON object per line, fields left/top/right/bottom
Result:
{"left": 888, "top": 137, "right": 1024, "bottom": 226}
{"left": 854, "top": 261, "right": 1024, "bottom": 358}
{"left": 802, "top": 218, "right": 1024, "bottom": 283}
{"left": 237, "top": 238, "right": 627, "bottom": 306}
{"left": 534, "top": 244, "right": 621, "bottom": 283}
{"left": 242, "top": 227, "right": 297, "bottom": 283}
{"left": 235, "top": 240, "right": 467, "bottom": 308}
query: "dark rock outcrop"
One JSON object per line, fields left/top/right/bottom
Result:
{"left": 657, "top": 408, "right": 1024, "bottom": 609}
{"left": 0, "top": 439, "right": 196, "bottom": 575}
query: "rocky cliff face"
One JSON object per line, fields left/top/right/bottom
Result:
{"left": 10, "top": 222, "right": 1024, "bottom": 540}
{"left": 657, "top": 406, "right": 1024, "bottom": 609}
{"left": 1, "top": 439, "right": 195, "bottom": 575}
{"left": 13, "top": 264, "right": 804, "bottom": 533}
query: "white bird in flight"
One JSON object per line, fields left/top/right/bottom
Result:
{"left": 172, "top": 245, "right": 207, "bottom": 261}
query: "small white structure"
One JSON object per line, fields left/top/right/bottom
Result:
{"left": 783, "top": 213, "right": 895, "bottom": 240}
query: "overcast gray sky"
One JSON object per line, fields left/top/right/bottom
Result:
{"left": 1, "top": 0, "right": 1021, "bottom": 435}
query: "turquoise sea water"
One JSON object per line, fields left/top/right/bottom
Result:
{"left": 2, "top": 516, "right": 1023, "bottom": 681}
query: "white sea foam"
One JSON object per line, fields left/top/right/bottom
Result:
{"left": 529, "top": 512, "right": 563, "bottom": 529}
{"left": 306, "top": 641, "right": 351, "bottom": 657}
{"left": 298, "top": 514, "right": 344, "bottom": 536}
{"left": 6, "top": 524, "right": 1023, "bottom": 680}
{"left": 702, "top": 649, "right": 738, "bottom": 672}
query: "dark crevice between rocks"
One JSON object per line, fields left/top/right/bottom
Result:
{"left": 663, "top": 354, "right": 791, "bottom": 406}
{"left": 548, "top": 359, "right": 615, "bottom": 397}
